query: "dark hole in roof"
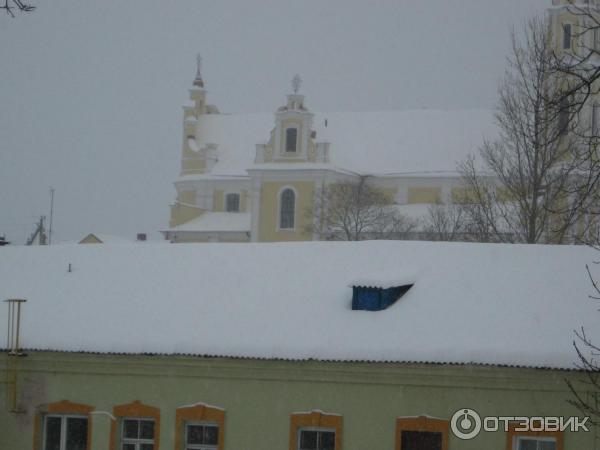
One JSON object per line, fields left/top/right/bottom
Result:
{"left": 351, "top": 284, "right": 413, "bottom": 311}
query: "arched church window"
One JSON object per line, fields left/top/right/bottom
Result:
{"left": 285, "top": 128, "right": 298, "bottom": 152}
{"left": 279, "top": 189, "right": 295, "bottom": 230}
{"left": 225, "top": 193, "right": 240, "bottom": 212}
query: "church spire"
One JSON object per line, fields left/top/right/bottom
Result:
{"left": 291, "top": 74, "right": 302, "bottom": 94}
{"left": 193, "top": 54, "right": 204, "bottom": 88}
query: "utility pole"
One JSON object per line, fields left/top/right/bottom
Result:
{"left": 48, "top": 187, "right": 55, "bottom": 245}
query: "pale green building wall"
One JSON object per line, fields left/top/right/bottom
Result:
{"left": 0, "top": 352, "right": 596, "bottom": 449}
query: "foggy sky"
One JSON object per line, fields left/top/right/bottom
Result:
{"left": 0, "top": 0, "right": 547, "bottom": 244}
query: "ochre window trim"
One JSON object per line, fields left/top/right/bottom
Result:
{"left": 395, "top": 416, "right": 449, "bottom": 450}
{"left": 110, "top": 400, "right": 160, "bottom": 450}
{"left": 505, "top": 421, "right": 564, "bottom": 450}
{"left": 175, "top": 402, "right": 225, "bottom": 450}
{"left": 33, "top": 399, "right": 94, "bottom": 450}
{"left": 289, "top": 410, "right": 342, "bottom": 450}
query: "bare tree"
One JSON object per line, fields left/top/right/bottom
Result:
{"left": 307, "top": 176, "right": 417, "bottom": 241}
{"left": 422, "top": 202, "right": 468, "bottom": 242}
{"left": 1, "top": 0, "right": 34, "bottom": 17}
{"left": 459, "top": 17, "right": 586, "bottom": 244}
{"left": 566, "top": 255, "right": 600, "bottom": 427}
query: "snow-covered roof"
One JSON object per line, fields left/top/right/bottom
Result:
{"left": 1, "top": 241, "right": 597, "bottom": 369}
{"left": 166, "top": 212, "right": 251, "bottom": 233}
{"left": 193, "top": 109, "right": 497, "bottom": 176}
{"left": 78, "top": 233, "right": 132, "bottom": 244}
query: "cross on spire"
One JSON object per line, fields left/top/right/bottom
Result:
{"left": 193, "top": 53, "right": 204, "bottom": 88}
{"left": 292, "top": 74, "right": 302, "bottom": 94}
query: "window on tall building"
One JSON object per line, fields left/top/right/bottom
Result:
{"left": 563, "top": 23, "right": 572, "bottom": 50}
{"left": 121, "top": 418, "right": 155, "bottom": 450}
{"left": 298, "top": 429, "right": 335, "bottom": 450}
{"left": 225, "top": 193, "right": 240, "bottom": 212}
{"left": 594, "top": 26, "right": 600, "bottom": 51}
{"left": 286, "top": 128, "right": 298, "bottom": 152}
{"left": 558, "top": 97, "right": 570, "bottom": 135}
{"left": 592, "top": 103, "right": 600, "bottom": 136}
{"left": 279, "top": 188, "right": 295, "bottom": 229}
{"left": 43, "top": 415, "right": 88, "bottom": 450}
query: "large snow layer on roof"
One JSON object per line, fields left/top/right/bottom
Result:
{"left": 0, "top": 241, "right": 597, "bottom": 369}
{"left": 194, "top": 109, "right": 497, "bottom": 176}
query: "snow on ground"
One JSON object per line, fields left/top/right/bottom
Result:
{"left": 0, "top": 240, "right": 597, "bottom": 369}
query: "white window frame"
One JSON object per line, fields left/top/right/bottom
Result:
{"left": 284, "top": 126, "right": 299, "bottom": 153}
{"left": 42, "top": 414, "right": 88, "bottom": 450}
{"left": 121, "top": 417, "right": 155, "bottom": 450}
{"left": 184, "top": 421, "right": 219, "bottom": 450}
{"left": 297, "top": 426, "right": 336, "bottom": 450}
{"left": 513, "top": 435, "right": 557, "bottom": 450}
{"left": 224, "top": 192, "right": 241, "bottom": 213}
{"left": 277, "top": 186, "right": 297, "bottom": 231}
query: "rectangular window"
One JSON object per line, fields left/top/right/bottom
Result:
{"left": 298, "top": 429, "right": 335, "bottom": 450}
{"left": 185, "top": 423, "right": 219, "bottom": 450}
{"left": 122, "top": 419, "right": 155, "bottom": 450}
{"left": 594, "top": 27, "right": 600, "bottom": 51}
{"left": 593, "top": 104, "right": 600, "bottom": 136}
{"left": 514, "top": 437, "right": 557, "bottom": 450}
{"left": 400, "top": 430, "right": 443, "bottom": 450}
{"left": 563, "top": 24, "right": 572, "bottom": 50}
{"left": 558, "top": 97, "right": 570, "bottom": 135}
{"left": 43, "top": 415, "right": 88, "bottom": 450}
{"left": 225, "top": 193, "right": 240, "bottom": 212}
{"left": 286, "top": 128, "right": 298, "bottom": 152}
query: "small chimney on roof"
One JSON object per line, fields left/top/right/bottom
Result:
{"left": 136, "top": 233, "right": 147, "bottom": 242}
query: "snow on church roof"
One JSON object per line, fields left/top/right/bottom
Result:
{"left": 167, "top": 212, "right": 250, "bottom": 233}
{"left": 188, "top": 109, "right": 497, "bottom": 177}
{"left": 0, "top": 240, "right": 598, "bottom": 370}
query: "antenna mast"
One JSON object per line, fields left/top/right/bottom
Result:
{"left": 48, "top": 187, "right": 55, "bottom": 245}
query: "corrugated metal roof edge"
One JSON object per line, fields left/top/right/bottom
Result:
{"left": 2, "top": 348, "right": 579, "bottom": 372}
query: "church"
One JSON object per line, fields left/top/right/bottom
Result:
{"left": 161, "top": 60, "right": 497, "bottom": 243}
{"left": 162, "top": 0, "right": 597, "bottom": 244}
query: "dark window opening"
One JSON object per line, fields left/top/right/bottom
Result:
{"left": 187, "top": 423, "right": 219, "bottom": 448}
{"left": 280, "top": 189, "right": 295, "bottom": 229}
{"left": 400, "top": 430, "right": 442, "bottom": 450}
{"left": 563, "top": 23, "right": 572, "bottom": 50}
{"left": 286, "top": 128, "right": 298, "bottom": 152}
{"left": 225, "top": 193, "right": 240, "bottom": 212}
{"left": 299, "top": 430, "right": 335, "bottom": 450}
{"left": 43, "top": 416, "right": 88, "bottom": 450}
{"left": 558, "top": 97, "right": 570, "bottom": 136}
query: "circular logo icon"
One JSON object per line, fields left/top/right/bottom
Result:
{"left": 450, "top": 408, "right": 482, "bottom": 440}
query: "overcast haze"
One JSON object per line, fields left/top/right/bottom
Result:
{"left": 0, "top": 0, "right": 547, "bottom": 244}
